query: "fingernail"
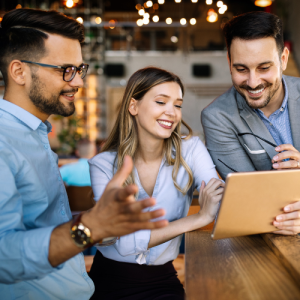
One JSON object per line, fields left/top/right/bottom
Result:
{"left": 277, "top": 216, "right": 282, "bottom": 221}
{"left": 273, "top": 156, "right": 278, "bottom": 161}
{"left": 273, "top": 163, "right": 279, "bottom": 168}
{"left": 274, "top": 221, "right": 279, "bottom": 226}
{"left": 275, "top": 147, "right": 280, "bottom": 151}
{"left": 284, "top": 207, "right": 290, "bottom": 212}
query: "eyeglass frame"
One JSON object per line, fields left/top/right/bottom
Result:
{"left": 20, "top": 60, "right": 89, "bottom": 82}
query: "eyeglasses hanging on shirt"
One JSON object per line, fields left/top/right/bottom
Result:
{"left": 218, "top": 132, "right": 278, "bottom": 173}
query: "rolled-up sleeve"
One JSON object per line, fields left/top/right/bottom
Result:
{"left": 0, "top": 156, "right": 64, "bottom": 284}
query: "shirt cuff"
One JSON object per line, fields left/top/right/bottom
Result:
{"left": 134, "top": 229, "right": 151, "bottom": 264}
{"left": 21, "top": 225, "right": 65, "bottom": 280}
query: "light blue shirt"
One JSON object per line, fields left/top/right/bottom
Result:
{"left": 89, "top": 136, "right": 219, "bottom": 265}
{"left": 254, "top": 77, "right": 294, "bottom": 147}
{"left": 60, "top": 158, "right": 92, "bottom": 186}
{"left": 0, "top": 100, "right": 94, "bottom": 299}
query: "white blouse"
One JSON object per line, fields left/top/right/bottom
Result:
{"left": 88, "top": 136, "right": 218, "bottom": 265}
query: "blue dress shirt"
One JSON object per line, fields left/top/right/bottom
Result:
{"left": 254, "top": 78, "right": 294, "bottom": 147}
{"left": 0, "top": 100, "right": 94, "bottom": 299}
{"left": 60, "top": 158, "right": 92, "bottom": 186}
{"left": 89, "top": 136, "right": 219, "bottom": 265}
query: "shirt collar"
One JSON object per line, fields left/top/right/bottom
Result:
{"left": 0, "top": 99, "right": 52, "bottom": 132}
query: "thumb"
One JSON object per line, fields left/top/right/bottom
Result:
{"left": 108, "top": 155, "right": 133, "bottom": 188}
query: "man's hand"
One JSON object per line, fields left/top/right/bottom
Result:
{"left": 272, "top": 144, "right": 300, "bottom": 170}
{"left": 81, "top": 156, "right": 168, "bottom": 242}
{"left": 273, "top": 201, "right": 300, "bottom": 235}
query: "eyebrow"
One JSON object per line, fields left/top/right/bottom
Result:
{"left": 232, "top": 61, "right": 274, "bottom": 68}
{"left": 155, "top": 94, "right": 183, "bottom": 101}
{"left": 60, "top": 63, "right": 84, "bottom": 68}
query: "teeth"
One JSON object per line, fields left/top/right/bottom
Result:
{"left": 65, "top": 94, "right": 74, "bottom": 97}
{"left": 248, "top": 88, "right": 264, "bottom": 94}
{"left": 158, "top": 120, "right": 172, "bottom": 127}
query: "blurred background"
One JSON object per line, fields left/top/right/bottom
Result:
{"left": 0, "top": 0, "right": 299, "bottom": 157}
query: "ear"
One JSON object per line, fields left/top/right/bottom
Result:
{"left": 281, "top": 47, "right": 290, "bottom": 72}
{"left": 9, "top": 60, "right": 27, "bottom": 86}
{"left": 128, "top": 98, "right": 138, "bottom": 116}
{"left": 226, "top": 52, "right": 232, "bottom": 73}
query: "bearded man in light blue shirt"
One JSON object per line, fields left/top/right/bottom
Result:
{"left": 0, "top": 8, "right": 167, "bottom": 299}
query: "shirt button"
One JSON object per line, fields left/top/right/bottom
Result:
{"left": 57, "top": 176, "right": 61, "bottom": 181}
{"left": 44, "top": 145, "right": 48, "bottom": 149}
{"left": 61, "top": 210, "right": 65, "bottom": 216}
{"left": 83, "top": 272, "right": 88, "bottom": 278}
{"left": 280, "top": 108, "right": 284, "bottom": 112}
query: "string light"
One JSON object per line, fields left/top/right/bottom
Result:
{"left": 158, "top": 0, "right": 165, "bottom": 4}
{"left": 219, "top": 4, "right": 227, "bottom": 14}
{"left": 143, "top": 18, "right": 150, "bottom": 25}
{"left": 76, "top": 17, "right": 83, "bottom": 24}
{"left": 217, "top": 1, "right": 223, "bottom": 7}
{"left": 138, "top": 9, "right": 145, "bottom": 16}
{"left": 137, "top": 19, "right": 144, "bottom": 26}
{"left": 191, "top": 0, "right": 198, "bottom": 2}
{"left": 190, "top": 18, "right": 196, "bottom": 25}
{"left": 95, "top": 17, "right": 102, "bottom": 24}
{"left": 166, "top": 17, "right": 172, "bottom": 25}
{"left": 175, "top": 0, "right": 181, "bottom": 2}
{"left": 144, "top": 13, "right": 150, "bottom": 19}
{"left": 66, "top": 0, "right": 74, "bottom": 8}
{"left": 153, "top": 15, "right": 159, "bottom": 22}
{"left": 180, "top": 18, "right": 187, "bottom": 25}
{"left": 206, "top": 0, "right": 213, "bottom": 4}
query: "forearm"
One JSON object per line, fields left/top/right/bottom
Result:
{"left": 148, "top": 213, "right": 211, "bottom": 249}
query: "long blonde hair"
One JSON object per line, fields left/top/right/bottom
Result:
{"left": 102, "top": 67, "right": 193, "bottom": 194}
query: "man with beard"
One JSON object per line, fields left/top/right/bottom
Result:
{"left": 202, "top": 11, "right": 300, "bottom": 235}
{"left": 0, "top": 8, "right": 167, "bottom": 299}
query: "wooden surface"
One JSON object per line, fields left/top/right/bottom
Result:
{"left": 185, "top": 230, "right": 300, "bottom": 300}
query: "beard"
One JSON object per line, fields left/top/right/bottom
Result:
{"left": 29, "top": 73, "right": 76, "bottom": 117}
{"left": 233, "top": 77, "right": 281, "bottom": 110}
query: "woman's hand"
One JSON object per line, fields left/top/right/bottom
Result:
{"left": 198, "top": 178, "right": 225, "bottom": 224}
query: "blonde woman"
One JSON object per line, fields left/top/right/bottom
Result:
{"left": 88, "top": 67, "right": 224, "bottom": 300}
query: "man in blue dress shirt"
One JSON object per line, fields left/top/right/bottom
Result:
{"left": 0, "top": 8, "right": 167, "bottom": 299}
{"left": 202, "top": 12, "right": 300, "bottom": 235}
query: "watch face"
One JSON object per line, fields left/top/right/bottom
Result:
{"left": 71, "top": 228, "right": 89, "bottom": 246}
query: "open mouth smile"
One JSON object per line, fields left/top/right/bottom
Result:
{"left": 157, "top": 119, "right": 174, "bottom": 129}
{"left": 246, "top": 87, "right": 266, "bottom": 98}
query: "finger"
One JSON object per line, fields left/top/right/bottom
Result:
{"left": 283, "top": 201, "right": 300, "bottom": 213}
{"left": 274, "top": 219, "right": 300, "bottom": 228}
{"left": 108, "top": 155, "right": 133, "bottom": 188}
{"left": 128, "top": 209, "right": 166, "bottom": 222}
{"left": 273, "top": 160, "right": 300, "bottom": 169}
{"left": 210, "top": 186, "right": 225, "bottom": 196}
{"left": 204, "top": 179, "right": 224, "bottom": 194}
{"left": 275, "top": 211, "right": 300, "bottom": 222}
{"left": 123, "top": 198, "right": 159, "bottom": 214}
{"left": 273, "top": 225, "right": 300, "bottom": 234}
{"left": 273, "top": 150, "right": 300, "bottom": 162}
{"left": 272, "top": 229, "right": 298, "bottom": 235}
{"left": 114, "top": 184, "right": 139, "bottom": 203}
{"left": 275, "top": 144, "right": 297, "bottom": 152}
{"left": 129, "top": 219, "right": 169, "bottom": 230}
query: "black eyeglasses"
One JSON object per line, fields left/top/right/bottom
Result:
{"left": 21, "top": 60, "right": 89, "bottom": 82}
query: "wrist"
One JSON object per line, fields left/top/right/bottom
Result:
{"left": 197, "top": 210, "right": 214, "bottom": 227}
{"left": 81, "top": 211, "right": 104, "bottom": 243}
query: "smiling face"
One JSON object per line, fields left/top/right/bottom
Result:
{"left": 229, "top": 37, "right": 289, "bottom": 111}
{"left": 129, "top": 82, "right": 183, "bottom": 141}
{"left": 25, "top": 33, "right": 84, "bottom": 118}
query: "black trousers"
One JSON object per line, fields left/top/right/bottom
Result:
{"left": 89, "top": 251, "right": 185, "bottom": 300}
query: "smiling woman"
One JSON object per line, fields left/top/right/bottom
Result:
{"left": 88, "top": 67, "right": 224, "bottom": 300}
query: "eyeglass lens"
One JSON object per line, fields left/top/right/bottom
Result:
{"left": 63, "top": 65, "right": 88, "bottom": 82}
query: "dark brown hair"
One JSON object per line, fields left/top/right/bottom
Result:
{"left": 222, "top": 11, "right": 284, "bottom": 59}
{"left": 0, "top": 8, "right": 84, "bottom": 86}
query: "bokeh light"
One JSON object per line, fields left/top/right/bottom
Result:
{"left": 153, "top": 15, "right": 159, "bottom": 22}
{"left": 166, "top": 17, "right": 172, "bottom": 25}
{"left": 190, "top": 18, "right": 196, "bottom": 25}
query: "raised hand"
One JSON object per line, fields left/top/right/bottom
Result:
{"left": 272, "top": 144, "right": 300, "bottom": 170}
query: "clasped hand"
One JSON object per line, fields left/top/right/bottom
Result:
{"left": 272, "top": 144, "right": 300, "bottom": 235}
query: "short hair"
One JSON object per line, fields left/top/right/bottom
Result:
{"left": 0, "top": 8, "right": 84, "bottom": 86}
{"left": 222, "top": 11, "right": 284, "bottom": 59}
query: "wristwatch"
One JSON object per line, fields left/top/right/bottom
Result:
{"left": 70, "top": 212, "right": 98, "bottom": 248}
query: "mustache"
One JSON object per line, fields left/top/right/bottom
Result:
{"left": 238, "top": 83, "right": 272, "bottom": 91}
{"left": 60, "top": 89, "right": 78, "bottom": 95}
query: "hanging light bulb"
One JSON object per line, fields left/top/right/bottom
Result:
{"left": 180, "top": 18, "right": 187, "bottom": 25}
{"left": 206, "top": 0, "right": 213, "bottom": 4}
{"left": 166, "top": 17, "right": 172, "bottom": 25}
{"left": 152, "top": 15, "right": 159, "bottom": 22}
{"left": 191, "top": 0, "right": 198, "bottom": 2}
{"left": 175, "top": 0, "right": 181, "bottom": 2}
{"left": 158, "top": 0, "right": 165, "bottom": 4}
{"left": 137, "top": 19, "right": 144, "bottom": 26}
{"left": 144, "top": 12, "right": 150, "bottom": 19}
{"left": 146, "top": 1, "right": 153, "bottom": 7}
{"left": 66, "top": 0, "right": 74, "bottom": 8}
{"left": 190, "top": 18, "right": 196, "bottom": 25}
{"left": 217, "top": 1, "right": 223, "bottom": 7}
{"left": 207, "top": 9, "right": 218, "bottom": 23}
{"left": 254, "top": 0, "right": 273, "bottom": 7}
{"left": 143, "top": 18, "right": 150, "bottom": 25}
{"left": 138, "top": 9, "right": 145, "bottom": 16}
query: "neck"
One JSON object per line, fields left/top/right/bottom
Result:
{"left": 260, "top": 79, "right": 285, "bottom": 118}
{"left": 4, "top": 86, "right": 50, "bottom": 122}
{"left": 135, "top": 134, "right": 164, "bottom": 163}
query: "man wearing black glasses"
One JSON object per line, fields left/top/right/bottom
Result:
{"left": 0, "top": 8, "right": 167, "bottom": 299}
{"left": 202, "top": 11, "right": 300, "bottom": 236}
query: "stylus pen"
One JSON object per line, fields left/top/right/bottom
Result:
{"left": 218, "top": 159, "right": 238, "bottom": 173}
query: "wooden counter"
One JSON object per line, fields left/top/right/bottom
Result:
{"left": 185, "top": 206, "right": 300, "bottom": 300}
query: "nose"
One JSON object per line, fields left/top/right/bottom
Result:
{"left": 247, "top": 70, "right": 261, "bottom": 89}
{"left": 69, "top": 72, "right": 84, "bottom": 89}
{"left": 164, "top": 104, "right": 175, "bottom": 117}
